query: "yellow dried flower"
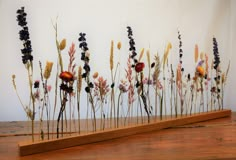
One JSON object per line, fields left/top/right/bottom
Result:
{"left": 167, "top": 42, "right": 172, "bottom": 51}
{"left": 138, "top": 48, "right": 145, "bottom": 62}
{"left": 200, "top": 52, "right": 204, "bottom": 60}
{"left": 117, "top": 41, "right": 122, "bottom": 50}
{"left": 194, "top": 44, "right": 199, "bottom": 63}
{"left": 77, "top": 66, "right": 82, "bottom": 92}
{"left": 44, "top": 61, "right": 53, "bottom": 80}
{"left": 59, "top": 39, "right": 66, "bottom": 50}
{"left": 163, "top": 42, "right": 172, "bottom": 67}
{"left": 93, "top": 72, "right": 99, "bottom": 79}
{"left": 110, "top": 40, "right": 114, "bottom": 70}
{"left": 153, "top": 54, "right": 160, "bottom": 81}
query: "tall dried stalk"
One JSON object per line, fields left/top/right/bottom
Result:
{"left": 153, "top": 54, "right": 160, "bottom": 120}
{"left": 109, "top": 40, "right": 116, "bottom": 128}
{"left": 221, "top": 61, "right": 230, "bottom": 109}
{"left": 16, "top": 7, "right": 35, "bottom": 142}
{"left": 77, "top": 66, "right": 82, "bottom": 134}
{"left": 162, "top": 42, "right": 172, "bottom": 118}
{"left": 170, "top": 64, "right": 175, "bottom": 117}
{"left": 78, "top": 32, "right": 96, "bottom": 131}
{"left": 51, "top": 21, "right": 65, "bottom": 138}
{"left": 146, "top": 49, "right": 151, "bottom": 117}
{"left": 68, "top": 43, "right": 76, "bottom": 134}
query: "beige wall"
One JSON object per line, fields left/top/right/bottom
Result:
{"left": 0, "top": 0, "right": 234, "bottom": 120}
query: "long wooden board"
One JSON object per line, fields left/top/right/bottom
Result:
{"left": 19, "top": 109, "right": 231, "bottom": 156}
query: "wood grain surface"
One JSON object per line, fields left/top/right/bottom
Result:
{"left": 18, "top": 110, "right": 231, "bottom": 156}
{"left": 0, "top": 111, "right": 236, "bottom": 160}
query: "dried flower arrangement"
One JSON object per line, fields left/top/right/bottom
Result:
{"left": 13, "top": 7, "right": 231, "bottom": 155}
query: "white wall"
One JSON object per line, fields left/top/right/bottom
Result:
{"left": 0, "top": 0, "right": 235, "bottom": 121}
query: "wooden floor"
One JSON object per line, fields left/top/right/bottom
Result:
{"left": 0, "top": 113, "right": 236, "bottom": 160}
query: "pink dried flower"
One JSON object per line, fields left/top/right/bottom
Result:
{"left": 125, "top": 57, "right": 135, "bottom": 104}
{"left": 119, "top": 80, "right": 128, "bottom": 93}
{"left": 125, "top": 57, "right": 133, "bottom": 83}
{"left": 94, "top": 76, "right": 109, "bottom": 102}
{"left": 46, "top": 85, "right": 52, "bottom": 92}
{"left": 143, "top": 77, "right": 152, "bottom": 85}
{"left": 68, "top": 43, "right": 76, "bottom": 79}
{"left": 157, "top": 80, "right": 163, "bottom": 90}
{"left": 128, "top": 83, "right": 135, "bottom": 104}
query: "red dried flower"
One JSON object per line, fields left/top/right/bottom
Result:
{"left": 135, "top": 62, "right": 145, "bottom": 73}
{"left": 59, "top": 71, "right": 74, "bottom": 82}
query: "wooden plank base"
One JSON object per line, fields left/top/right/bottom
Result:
{"left": 19, "top": 109, "right": 231, "bottom": 156}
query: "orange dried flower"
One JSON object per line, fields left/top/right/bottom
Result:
{"left": 59, "top": 71, "right": 74, "bottom": 82}
{"left": 196, "top": 66, "right": 205, "bottom": 76}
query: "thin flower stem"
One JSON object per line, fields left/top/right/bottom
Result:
{"left": 124, "top": 104, "right": 131, "bottom": 126}
{"left": 170, "top": 83, "right": 173, "bottom": 117}
{"left": 160, "top": 89, "right": 163, "bottom": 120}
{"left": 163, "top": 71, "right": 166, "bottom": 118}
{"left": 221, "top": 82, "right": 224, "bottom": 110}
{"left": 69, "top": 96, "right": 72, "bottom": 135}
{"left": 147, "top": 66, "right": 151, "bottom": 119}
{"left": 175, "top": 83, "right": 178, "bottom": 118}
{"left": 110, "top": 71, "right": 116, "bottom": 128}
{"left": 86, "top": 94, "right": 89, "bottom": 133}
{"left": 88, "top": 91, "right": 96, "bottom": 131}
{"left": 155, "top": 88, "right": 158, "bottom": 120}
{"left": 12, "top": 78, "right": 28, "bottom": 114}
{"left": 52, "top": 66, "right": 59, "bottom": 139}
{"left": 200, "top": 78, "right": 204, "bottom": 113}
{"left": 117, "top": 92, "right": 122, "bottom": 128}
{"left": 77, "top": 91, "right": 81, "bottom": 134}
{"left": 190, "top": 87, "right": 194, "bottom": 115}
{"left": 138, "top": 96, "right": 144, "bottom": 123}
{"left": 27, "top": 65, "right": 35, "bottom": 142}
